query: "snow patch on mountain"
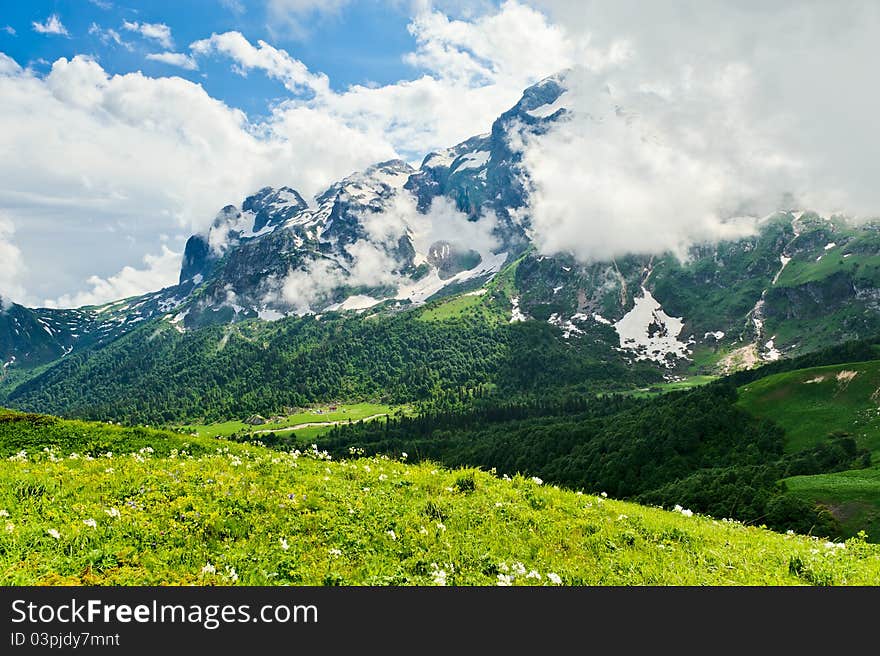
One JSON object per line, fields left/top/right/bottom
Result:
{"left": 451, "top": 151, "right": 490, "bottom": 173}
{"left": 396, "top": 251, "right": 507, "bottom": 305}
{"left": 325, "top": 295, "right": 382, "bottom": 312}
{"left": 614, "top": 288, "right": 690, "bottom": 366}
{"left": 525, "top": 92, "right": 568, "bottom": 119}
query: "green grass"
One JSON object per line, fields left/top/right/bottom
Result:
{"left": 784, "top": 469, "right": 880, "bottom": 544}
{"left": 2, "top": 407, "right": 880, "bottom": 585}
{"left": 418, "top": 293, "right": 489, "bottom": 322}
{"left": 774, "top": 251, "right": 880, "bottom": 288}
{"left": 624, "top": 376, "right": 718, "bottom": 398}
{"left": 737, "top": 360, "right": 880, "bottom": 456}
{"left": 737, "top": 361, "right": 880, "bottom": 539}
{"left": 178, "top": 402, "right": 402, "bottom": 439}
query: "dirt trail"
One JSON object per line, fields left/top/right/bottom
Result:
{"left": 251, "top": 414, "right": 388, "bottom": 434}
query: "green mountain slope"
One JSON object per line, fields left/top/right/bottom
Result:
{"left": 1, "top": 307, "right": 660, "bottom": 424}
{"left": 737, "top": 360, "right": 880, "bottom": 538}
{"left": 1, "top": 408, "right": 878, "bottom": 585}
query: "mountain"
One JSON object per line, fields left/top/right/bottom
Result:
{"left": 3, "top": 73, "right": 880, "bottom": 420}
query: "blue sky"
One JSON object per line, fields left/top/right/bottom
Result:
{"left": 1, "top": 0, "right": 431, "bottom": 117}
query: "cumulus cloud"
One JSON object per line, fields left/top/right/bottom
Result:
{"left": 3, "top": 26, "right": 16, "bottom": 36}
{"left": 515, "top": 67, "right": 788, "bottom": 261}
{"left": 32, "top": 14, "right": 69, "bottom": 37}
{"left": 122, "top": 21, "right": 174, "bottom": 49}
{"left": 515, "top": 0, "right": 880, "bottom": 263}
{"left": 46, "top": 245, "right": 182, "bottom": 308}
{"left": 0, "top": 54, "right": 396, "bottom": 306}
{"left": 146, "top": 52, "right": 198, "bottom": 71}
{"left": 191, "top": 2, "right": 571, "bottom": 158}
{"left": 0, "top": 214, "right": 25, "bottom": 305}
{"left": 190, "top": 31, "right": 329, "bottom": 95}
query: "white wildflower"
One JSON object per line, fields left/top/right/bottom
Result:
{"left": 497, "top": 573, "right": 514, "bottom": 586}
{"left": 387, "top": 530, "right": 397, "bottom": 540}
{"left": 401, "top": 452, "right": 408, "bottom": 460}
{"left": 436, "top": 522, "right": 446, "bottom": 532}
{"left": 531, "top": 477, "right": 543, "bottom": 485}
{"left": 47, "top": 528, "right": 60, "bottom": 539}
{"left": 379, "top": 474, "right": 388, "bottom": 482}
{"left": 328, "top": 548, "right": 343, "bottom": 557}
{"left": 201, "top": 562, "right": 216, "bottom": 575}
{"left": 0, "top": 509, "right": 8, "bottom": 517}
{"left": 279, "top": 538, "right": 289, "bottom": 550}
{"left": 430, "top": 563, "right": 447, "bottom": 586}
{"left": 526, "top": 570, "right": 541, "bottom": 580}
{"left": 511, "top": 562, "right": 526, "bottom": 577}
{"left": 547, "top": 573, "right": 562, "bottom": 585}
{"left": 83, "top": 518, "right": 97, "bottom": 529}
{"left": 681, "top": 508, "right": 693, "bottom": 517}
{"left": 225, "top": 566, "right": 238, "bottom": 582}
{"left": 5, "top": 522, "right": 13, "bottom": 533}
{"left": 600, "top": 491, "right": 608, "bottom": 498}
{"left": 105, "top": 507, "right": 121, "bottom": 518}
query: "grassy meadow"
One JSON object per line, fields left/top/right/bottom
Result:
{"left": 1, "top": 408, "right": 879, "bottom": 585}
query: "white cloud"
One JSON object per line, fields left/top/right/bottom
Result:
{"left": 3, "top": 26, "right": 15, "bottom": 36}
{"left": 515, "top": 67, "right": 785, "bottom": 261}
{"left": 361, "top": 191, "right": 498, "bottom": 256}
{"left": 0, "top": 53, "right": 395, "bottom": 306}
{"left": 88, "top": 0, "right": 113, "bottom": 9}
{"left": 278, "top": 258, "right": 342, "bottom": 313}
{"left": 0, "top": 214, "right": 25, "bottom": 304}
{"left": 0, "top": 53, "right": 20, "bottom": 75}
{"left": 146, "top": 52, "right": 198, "bottom": 71}
{"left": 122, "top": 21, "right": 174, "bottom": 49}
{"left": 46, "top": 246, "right": 182, "bottom": 308}
{"left": 190, "top": 32, "right": 329, "bottom": 95}
{"left": 89, "top": 23, "right": 131, "bottom": 50}
{"left": 192, "top": 2, "right": 572, "bottom": 159}
{"left": 513, "top": 1, "right": 880, "bottom": 263}
{"left": 32, "top": 14, "right": 69, "bottom": 37}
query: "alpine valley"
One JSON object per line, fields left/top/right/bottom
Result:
{"left": 3, "top": 73, "right": 880, "bottom": 573}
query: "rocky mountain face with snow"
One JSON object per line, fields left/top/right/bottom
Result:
{"left": 3, "top": 73, "right": 880, "bottom": 379}
{"left": 510, "top": 210, "right": 880, "bottom": 370}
